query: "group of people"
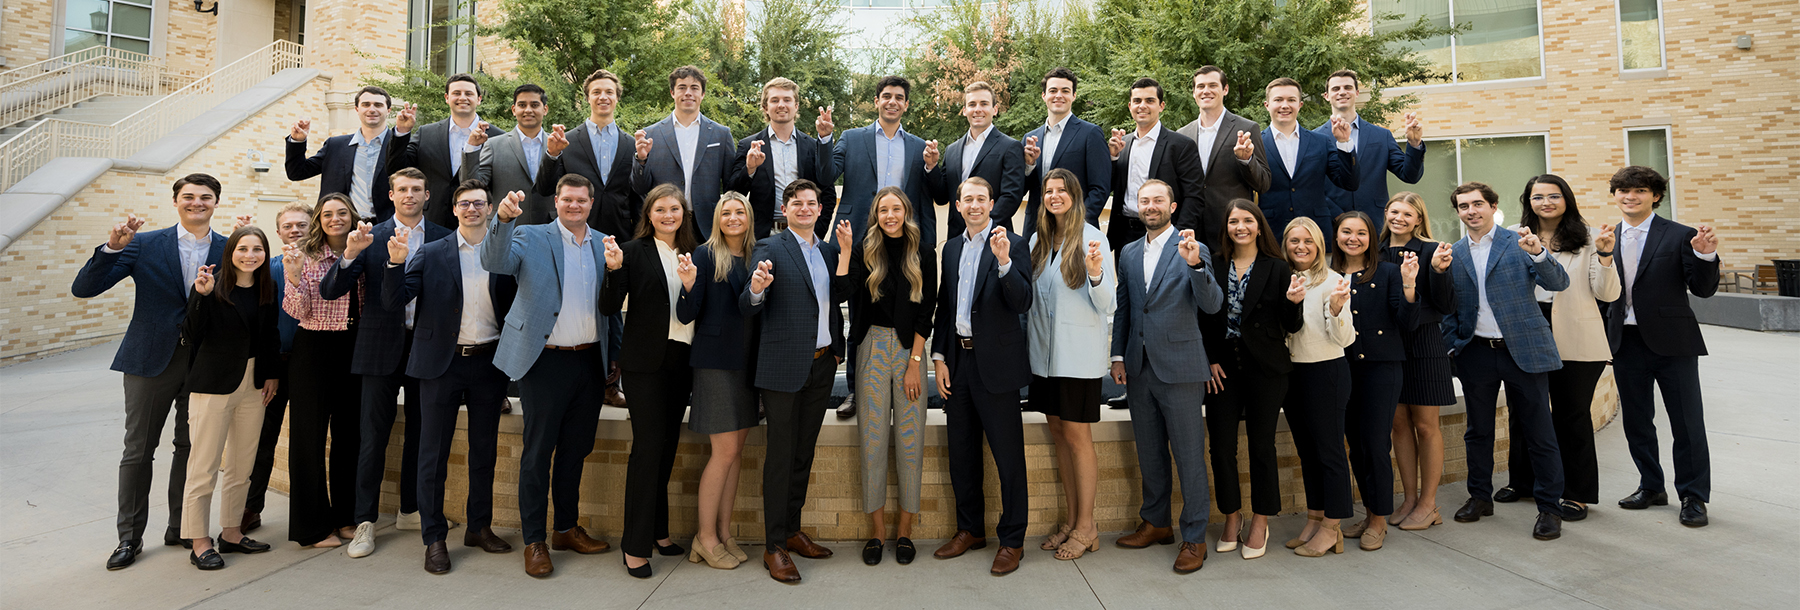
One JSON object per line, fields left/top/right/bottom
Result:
{"left": 78, "top": 63, "right": 1722, "bottom": 584}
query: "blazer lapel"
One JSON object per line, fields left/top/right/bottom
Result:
{"left": 440, "top": 240, "right": 464, "bottom": 302}
{"left": 1206, "top": 114, "right": 1238, "bottom": 175}
{"left": 1636, "top": 215, "right": 1666, "bottom": 282}
{"left": 1484, "top": 228, "right": 1509, "bottom": 276}
{"left": 1292, "top": 130, "right": 1313, "bottom": 179}
{"left": 1149, "top": 235, "right": 1181, "bottom": 296}
{"left": 947, "top": 136, "right": 967, "bottom": 180}
{"left": 547, "top": 226, "right": 567, "bottom": 300}
{"left": 1263, "top": 130, "right": 1286, "bottom": 180}
{"left": 780, "top": 231, "right": 818, "bottom": 301}
{"left": 864, "top": 124, "right": 880, "bottom": 177}
{"left": 1046, "top": 121, "right": 1070, "bottom": 167}
{"left": 1240, "top": 256, "right": 1273, "bottom": 317}
{"left": 1147, "top": 128, "right": 1172, "bottom": 176}
{"left": 508, "top": 132, "right": 531, "bottom": 177}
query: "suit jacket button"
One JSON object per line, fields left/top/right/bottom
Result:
{"left": 1358, "top": 354, "right": 1365, "bottom": 359}
{"left": 1352, "top": 310, "right": 1358, "bottom": 314}
{"left": 1378, "top": 330, "right": 1384, "bottom": 335}
{"left": 552, "top": 312, "right": 558, "bottom": 316}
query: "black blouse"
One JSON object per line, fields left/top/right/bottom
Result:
{"left": 1380, "top": 237, "right": 1455, "bottom": 360}
{"left": 838, "top": 236, "right": 937, "bottom": 345}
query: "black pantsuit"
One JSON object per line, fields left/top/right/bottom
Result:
{"left": 517, "top": 347, "right": 606, "bottom": 545}
{"left": 1206, "top": 339, "right": 1286, "bottom": 516}
{"left": 1615, "top": 326, "right": 1711, "bottom": 502}
{"left": 945, "top": 342, "right": 1029, "bottom": 547}
{"left": 286, "top": 328, "right": 361, "bottom": 544}
{"left": 1285, "top": 358, "right": 1354, "bottom": 519}
{"left": 761, "top": 353, "right": 836, "bottom": 551}
{"left": 1458, "top": 340, "right": 1565, "bottom": 515}
{"left": 244, "top": 361, "right": 287, "bottom": 516}
{"left": 621, "top": 341, "right": 693, "bottom": 557}
{"left": 417, "top": 352, "right": 508, "bottom": 545}
{"left": 355, "top": 342, "right": 421, "bottom": 524}
{"left": 1507, "top": 360, "right": 1605, "bottom": 504}
{"left": 1346, "top": 360, "right": 1403, "bottom": 515}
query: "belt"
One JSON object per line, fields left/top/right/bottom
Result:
{"left": 457, "top": 341, "right": 497, "bottom": 357}
{"left": 956, "top": 336, "right": 974, "bottom": 350}
{"left": 813, "top": 346, "right": 832, "bottom": 359}
{"left": 1476, "top": 337, "right": 1506, "bottom": 350}
{"left": 545, "top": 342, "right": 597, "bottom": 351}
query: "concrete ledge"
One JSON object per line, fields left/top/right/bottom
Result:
{"left": 1692, "top": 292, "right": 1800, "bottom": 332}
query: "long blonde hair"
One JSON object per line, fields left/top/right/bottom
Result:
{"left": 1283, "top": 216, "right": 1329, "bottom": 288}
{"left": 1379, "top": 190, "right": 1434, "bottom": 244}
{"left": 863, "top": 187, "right": 924, "bottom": 303}
{"left": 1030, "top": 168, "right": 1089, "bottom": 290}
{"left": 704, "top": 192, "right": 753, "bottom": 282}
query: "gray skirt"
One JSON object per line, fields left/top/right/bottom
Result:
{"left": 688, "top": 368, "right": 759, "bottom": 434}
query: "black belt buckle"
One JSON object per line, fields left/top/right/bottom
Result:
{"left": 1483, "top": 337, "right": 1506, "bottom": 350}
{"left": 956, "top": 337, "right": 974, "bottom": 350}
{"left": 457, "top": 342, "right": 496, "bottom": 357}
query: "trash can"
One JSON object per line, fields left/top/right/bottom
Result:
{"left": 1775, "top": 259, "right": 1800, "bottom": 298}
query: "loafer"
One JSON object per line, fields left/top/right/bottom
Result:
{"left": 785, "top": 531, "right": 833, "bottom": 559}
{"left": 424, "top": 541, "right": 451, "bottom": 574}
{"left": 190, "top": 549, "right": 225, "bottom": 571}
{"left": 862, "top": 538, "right": 883, "bottom": 565}
{"left": 464, "top": 526, "right": 513, "bottom": 553}
{"left": 1454, "top": 498, "right": 1495, "bottom": 523}
{"left": 164, "top": 528, "right": 193, "bottom": 549}
{"left": 933, "top": 530, "right": 987, "bottom": 559}
{"left": 1532, "top": 512, "right": 1562, "bottom": 540}
{"left": 1679, "top": 497, "right": 1708, "bottom": 527}
{"left": 895, "top": 537, "right": 916, "bottom": 565}
{"left": 1619, "top": 488, "right": 1669, "bottom": 510}
{"left": 1559, "top": 500, "right": 1588, "bottom": 522}
{"left": 1492, "top": 486, "right": 1524, "bottom": 503}
{"left": 523, "top": 542, "right": 553, "bottom": 578}
{"left": 106, "top": 540, "right": 143, "bottom": 571}
{"left": 218, "top": 536, "right": 272, "bottom": 554}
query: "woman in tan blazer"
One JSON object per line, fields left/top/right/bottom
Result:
{"left": 1504, "top": 174, "right": 1620, "bottom": 520}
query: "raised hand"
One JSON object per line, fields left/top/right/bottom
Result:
{"left": 496, "top": 190, "right": 524, "bottom": 223}
{"left": 1400, "top": 250, "right": 1419, "bottom": 283}
{"left": 1177, "top": 229, "right": 1203, "bottom": 267}
{"left": 290, "top": 119, "right": 311, "bottom": 142}
{"left": 546, "top": 124, "right": 568, "bottom": 157}
{"left": 387, "top": 224, "right": 412, "bottom": 265}
{"left": 1330, "top": 116, "right": 1352, "bottom": 143}
{"left": 1518, "top": 231, "right": 1545, "bottom": 256}
{"left": 633, "top": 129, "right": 653, "bottom": 161}
{"left": 343, "top": 221, "right": 375, "bottom": 259}
{"left": 1108, "top": 128, "right": 1127, "bottom": 157}
{"left": 1285, "top": 273, "right": 1307, "bottom": 303}
{"left": 232, "top": 214, "right": 254, "bottom": 231}
{"left": 1595, "top": 223, "right": 1616, "bottom": 254}
{"left": 750, "top": 259, "right": 775, "bottom": 293}
{"left": 815, "top": 105, "right": 835, "bottom": 137}
{"left": 1404, "top": 111, "right": 1423, "bottom": 147}
{"left": 193, "top": 264, "right": 215, "bottom": 296}
{"left": 745, "top": 140, "right": 766, "bottom": 174}
{"left": 1206, "top": 363, "right": 1227, "bottom": 394}
{"left": 675, "top": 253, "right": 696, "bottom": 290}
{"left": 108, "top": 214, "right": 146, "bottom": 250}
{"left": 1328, "top": 275, "right": 1351, "bottom": 315}
{"left": 1023, "top": 135, "right": 1041, "bottom": 167}
{"left": 282, "top": 243, "right": 304, "bottom": 281}
{"left": 468, "top": 121, "right": 492, "bottom": 148}
{"left": 1233, "top": 130, "right": 1255, "bottom": 161}
{"left": 923, "top": 140, "right": 940, "bottom": 170}
{"left": 989, "top": 226, "right": 1012, "bottom": 266}
{"left": 1084, "top": 239, "right": 1105, "bottom": 278}
{"left": 1691, "top": 225, "right": 1719, "bottom": 255}
{"left": 834, "top": 219, "right": 854, "bottom": 252}
{"left": 395, "top": 103, "right": 416, "bottom": 133}
{"left": 601, "top": 236, "right": 624, "bottom": 271}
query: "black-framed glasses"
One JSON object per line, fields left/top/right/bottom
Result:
{"left": 454, "top": 200, "right": 489, "bottom": 210}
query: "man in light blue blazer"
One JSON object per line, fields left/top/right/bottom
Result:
{"left": 826, "top": 75, "right": 938, "bottom": 246}
{"left": 1312, "top": 70, "right": 1425, "bottom": 220}
{"left": 1108, "top": 179, "right": 1222, "bottom": 574}
{"left": 479, "top": 173, "right": 620, "bottom": 577}
{"left": 1440, "top": 181, "right": 1571, "bottom": 541}
{"left": 631, "top": 65, "right": 736, "bottom": 236}
{"left": 1259, "top": 77, "right": 1357, "bottom": 242}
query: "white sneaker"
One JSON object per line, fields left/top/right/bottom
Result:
{"left": 346, "top": 521, "right": 376, "bottom": 558}
{"left": 396, "top": 511, "right": 421, "bottom": 531}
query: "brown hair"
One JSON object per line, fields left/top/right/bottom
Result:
{"left": 1451, "top": 181, "right": 1500, "bottom": 209}
{"left": 1329, "top": 211, "right": 1379, "bottom": 282}
{"left": 555, "top": 173, "right": 593, "bottom": 200}
{"left": 451, "top": 179, "right": 489, "bottom": 205}
{"left": 1265, "top": 77, "right": 1302, "bottom": 97}
{"left": 388, "top": 167, "right": 426, "bottom": 188}
{"left": 964, "top": 80, "right": 995, "bottom": 99}
{"left": 1379, "top": 191, "right": 1433, "bottom": 245}
{"left": 668, "top": 65, "right": 707, "bottom": 93}
{"left": 958, "top": 176, "right": 994, "bottom": 200}
{"left": 634, "top": 183, "right": 700, "bottom": 253}
{"left": 1192, "top": 65, "right": 1226, "bottom": 83}
{"left": 760, "top": 77, "right": 799, "bottom": 108}
{"left": 783, "top": 178, "right": 821, "bottom": 204}
{"left": 581, "top": 69, "right": 621, "bottom": 98}
{"left": 214, "top": 226, "right": 275, "bottom": 306}
{"left": 1328, "top": 69, "right": 1359, "bottom": 89}
{"left": 171, "top": 173, "right": 221, "bottom": 198}
{"left": 300, "top": 193, "right": 354, "bottom": 258}
{"left": 1041, "top": 67, "right": 1078, "bottom": 92}
{"left": 1031, "top": 168, "right": 1091, "bottom": 290}
{"left": 1217, "top": 199, "right": 1280, "bottom": 259}
{"left": 353, "top": 85, "right": 391, "bottom": 108}
{"left": 862, "top": 187, "right": 924, "bottom": 303}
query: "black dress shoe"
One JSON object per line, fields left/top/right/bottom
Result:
{"left": 1532, "top": 513, "right": 1563, "bottom": 540}
{"left": 1454, "top": 498, "right": 1495, "bottom": 523}
{"left": 164, "top": 528, "right": 193, "bottom": 549}
{"left": 1559, "top": 500, "right": 1588, "bottom": 522}
{"left": 862, "top": 539, "right": 883, "bottom": 565}
{"left": 1492, "top": 486, "right": 1524, "bottom": 503}
{"left": 1679, "top": 497, "right": 1709, "bottom": 527}
{"left": 240, "top": 513, "right": 262, "bottom": 533}
{"left": 895, "top": 537, "right": 916, "bottom": 565}
{"left": 655, "top": 540, "right": 685, "bottom": 556}
{"left": 106, "top": 541, "right": 143, "bottom": 571}
{"left": 623, "top": 555, "right": 652, "bottom": 579}
{"left": 1618, "top": 488, "right": 1669, "bottom": 510}
{"left": 463, "top": 526, "right": 514, "bottom": 553}
{"left": 424, "top": 541, "right": 451, "bottom": 574}
{"left": 218, "top": 536, "right": 272, "bottom": 554}
{"left": 190, "top": 549, "right": 225, "bottom": 570}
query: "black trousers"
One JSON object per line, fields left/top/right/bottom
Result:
{"left": 1346, "top": 359, "right": 1404, "bottom": 516}
{"left": 1457, "top": 339, "right": 1564, "bottom": 515}
{"left": 355, "top": 330, "right": 421, "bottom": 524}
{"left": 621, "top": 341, "right": 693, "bottom": 557}
{"left": 417, "top": 351, "right": 508, "bottom": 545}
{"left": 1285, "top": 358, "right": 1353, "bottom": 519}
{"left": 760, "top": 352, "right": 835, "bottom": 552}
{"left": 116, "top": 343, "right": 192, "bottom": 543}
{"left": 517, "top": 347, "right": 605, "bottom": 544}
{"left": 1205, "top": 339, "right": 1286, "bottom": 516}
{"left": 244, "top": 355, "right": 288, "bottom": 516}
{"left": 287, "top": 328, "right": 361, "bottom": 544}
{"left": 945, "top": 343, "right": 1028, "bottom": 548}
{"left": 1615, "top": 326, "right": 1711, "bottom": 502}
{"left": 1506, "top": 360, "right": 1605, "bottom": 504}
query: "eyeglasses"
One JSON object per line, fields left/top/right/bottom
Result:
{"left": 1529, "top": 194, "right": 1565, "bottom": 203}
{"left": 454, "top": 200, "right": 489, "bottom": 210}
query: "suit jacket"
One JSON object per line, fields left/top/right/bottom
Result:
{"left": 382, "top": 235, "right": 519, "bottom": 380}
{"left": 270, "top": 257, "right": 300, "bottom": 353}
{"left": 729, "top": 126, "right": 837, "bottom": 240}
{"left": 464, "top": 129, "right": 556, "bottom": 226}
{"left": 1107, "top": 125, "right": 1206, "bottom": 251}
{"left": 1506, "top": 224, "right": 1621, "bottom": 362}
{"left": 1343, "top": 262, "right": 1420, "bottom": 362}
{"left": 830, "top": 123, "right": 936, "bottom": 245}
{"left": 1111, "top": 233, "right": 1223, "bottom": 385}
{"left": 1200, "top": 253, "right": 1302, "bottom": 376}
{"left": 322, "top": 217, "right": 452, "bottom": 376}
{"left": 535, "top": 122, "right": 639, "bottom": 239}
{"left": 70, "top": 226, "right": 227, "bottom": 377}
{"left": 1026, "top": 223, "right": 1116, "bottom": 379}
{"left": 1442, "top": 226, "right": 1570, "bottom": 373}
{"left": 1022, "top": 115, "right": 1112, "bottom": 235}
{"left": 675, "top": 243, "right": 756, "bottom": 371}
{"left": 286, "top": 130, "right": 400, "bottom": 222}
{"left": 927, "top": 127, "right": 1027, "bottom": 236}
{"left": 601, "top": 237, "right": 693, "bottom": 373}
{"left": 1605, "top": 214, "right": 1719, "bottom": 358}
{"left": 180, "top": 288, "right": 282, "bottom": 395}
{"left": 931, "top": 227, "right": 1033, "bottom": 392}
{"left": 632, "top": 114, "right": 736, "bottom": 235}
{"left": 1259, "top": 127, "right": 1358, "bottom": 237}
{"left": 1380, "top": 238, "right": 1455, "bottom": 331}
{"left": 1312, "top": 118, "right": 1424, "bottom": 221}
{"left": 388, "top": 118, "right": 506, "bottom": 228}
{"left": 1178, "top": 111, "right": 1272, "bottom": 250}
{"left": 739, "top": 230, "right": 845, "bottom": 392}
{"left": 479, "top": 216, "right": 614, "bottom": 380}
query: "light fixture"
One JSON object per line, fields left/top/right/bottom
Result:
{"left": 194, "top": 1, "right": 218, "bottom": 15}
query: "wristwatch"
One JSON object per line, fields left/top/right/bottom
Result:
{"left": 910, "top": 355, "right": 922, "bottom": 362}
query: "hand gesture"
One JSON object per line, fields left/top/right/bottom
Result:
{"left": 1285, "top": 273, "right": 1307, "bottom": 303}
{"left": 1690, "top": 225, "right": 1718, "bottom": 255}
{"left": 989, "top": 226, "right": 1012, "bottom": 266}
{"left": 1431, "top": 242, "right": 1453, "bottom": 272}
{"left": 1233, "top": 130, "right": 1255, "bottom": 161}
{"left": 282, "top": 243, "right": 304, "bottom": 281}
{"left": 675, "top": 253, "right": 696, "bottom": 290}
{"left": 290, "top": 119, "right": 311, "bottom": 142}
{"left": 395, "top": 103, "right": 416, "bottom": 133}
{"left": 1022, "top": 135, "right": 1041, "bottom": 167}
{"left": 1110, "top": 361, "right": 1127, "bottom": 385}
{"left": 1330, "top": 116, "right": 1352, "bottom": 143}
{"left": 601, "top": 236, "right": 624, "bottom": 271}
{"left": 1108, "top": 128, "right": 1128, "bottom": 157}
{"left": 750, "top": 259, "right": 775, "bottom": 294}
{"left": 496, "top": 190, "right": 524, "bottom": 223}
{"left": 633, "top": 129, "right": 653, "bottom": 161}
{"left": 923, "top": 140, "right": 940, "bottom": 170}
{"left": 1084, "top": 240, "right": 1105, "bottom": 278}
{"left": 193, "top": 264, "right": 216, "bottom": 296}
{"left": 108, "top": 214, "right": 146, "bottom": 250}
{"left": 815, "top": 105, "right": 835, "bottom": 137}
{"left": 387, "top": 224, "right": 412, "bottom": 265}
{"left": 1328, "top": 276, "right": 1351, "bottom": 315}
{"left": 1403, "top": 111, "right": 1423, "bottom": 147}
{"left": 936, "top": 360, "right": 953, "bottom": 398}
{"left": 745, "top": 140, "right": 766, "bottom": 173}
{"left": 546, "top": 124, "right": 568, "bottom": 157}
{"left": 1518, "top": 231, "right": 1545, "bottom": 256}
{"left": 1176, "top": 229, "right": 1202, "bottom": 267}
{"left": 1206, "top": 363, "right": 1226, "bottom": 394}
{"left": 1595, "top": 223, "right": 1616, "bottom": 254}
{"left": 343, "top": 221, "right": 375, "bottom": 259}
{"left": 834, "top": 219, "right": 854, "bottom": 252}
{"left": 232, "top": 214, "right": 254, "bottom": 231}
{"left": 468, "top": 121, "right": 492, "bottom": 148}
{"left": 1399, "top": 250, "right": 1419, "bottom": 284}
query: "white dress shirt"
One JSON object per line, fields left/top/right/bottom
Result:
{"left": 655, "top": 239, "right": 696, "bottom": 344}
{"left": 961, "top": 124, "right": 994, "bottom": 181}
{"left": 1618, "top": 215, "right": 1717, "bottom": 325}
{"left": 516, "top": 126, "right": 547, "bottom": 179}
{"left": 449, "top": 113, "right": 482, "bottom": 174}
{"left": 176, "top": 228, "right": 214, "bottom": 295}
{"left": 546, "top": 222, "right": 599, "bottom": 346}
{"left": 452, "top": 231, "right": 499, "bottom": 345}
{"left": 1193, "top": 114, "right": 1222, "bottom": 174}
{"left": 672, "top": 113, "right": 702, "bottom": 193}
{"left": 1271, "top": 125, "right": 1302, "bottom": 179}
{"left": 1141, "top": 226, "right": 1174, "bottom": 290}
{"left": 1123, "top": 122, "right": 1161, "bottom": 216}
{"left": 933, "top": 220, "right": 1014, "bottom": 362}
{"left": 1467, "top": 227, "right": 1549, "bottom": 338}
{"left": 1040, "top": 114, "right": 1071, "bottom": 174}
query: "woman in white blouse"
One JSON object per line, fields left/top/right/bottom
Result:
{"left": 1279, "top": 217, "right": 1356, "bottom": 558}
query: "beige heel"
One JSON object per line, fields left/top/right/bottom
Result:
{"left": 1294, "top": 523, "right": 1343, "bottom": 557}
{"left": 1398, "top": 506, "right": 1442, "bottom": 531}
{"left": 1285, "top": 514, "right": 1323, "bottom": 549}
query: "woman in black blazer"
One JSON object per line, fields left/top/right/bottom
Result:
{"left": 1331, "top": 211, "right": 1421, "bottom": 550}
{"left": 1201, "top": 200, "right": 1304, "bottom": 560}
{"left": 601, "top": 183, "right": 701, "bottom": 578}
{"left": 674, "top": 192, "right": 759, "bottom": 569}
{"left": 179, "top": 227, "right": 282, "bottom": 569}
{"left": 1378, "top": 192, "right": 1457, "bottom": 531}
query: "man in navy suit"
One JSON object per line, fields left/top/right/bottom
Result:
{"left": 1441, "top": 182, "right": 1571, "bottom": 541}
{"left": 321, "top": 167, "right": 452, "bottom": 559}
{"left": 826, "top": 75, "right": 938, "bottom": 245}
{"left": 72, "top": 174, "right": 227, "bottom": 570}
{"left": 1259, "top": 77, "right": 1357, "bottom": 243}
{"left": 928, "top": 177, "right": 1034, "bottom": 576}
{"left": 632, "top": 65, "right": 736, "bottom": 235}
{"left": 1021, "top": 67, "right": 1111, "bottom": 236}
{"left": 1313, "top": 69, "right": 1424, "bottom": 220}
{"left": 1604, "top": 166, "right": 1721, "bottom": 527}
{"left": 927, "top": 80, "right": 1026, "bottom": 236}
{"left": 286, "top": 85, "right": 401, "bottom": 222}
{"left": 382, "top": 180, "right": 520, "bottom": 573}
{"left": 1104, "top": 78, "right": 1205, "bottom": 253}
{"left": 729, "top": 77, "right": 837, "bottom": 239}
{"left": 386, "top": 73, "right": 506, "bottom": 228}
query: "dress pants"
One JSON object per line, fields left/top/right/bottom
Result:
{"left": 417, "top": 351, "right": 508, "bottom": 545}
{"left": 1506, "top": 360, "right": 1606, "bottom": 504}
{"left": 1285, "top": 359, "right": 1353, "bottom": 519}
{"left": 1205, "top": 338, "right": 1285, "bottom": 516}
{"left": 116, "top": 342, "right": 192, "bottom": 544}
{"left": 760, "top": 351, "right": 835, "bottom": 552}
{"left": 1124, "top": 358, "right": 1210, "bottom": 544}
{"left": 621, "top": 341, "right": 693, "bottom": 557}
{"left": 287, "top": 328, "right": 361, "bottom": 544}
{"left": 857, "top": 326, "right": 924, "bottom": 514}
{"left": 944, "top": 342, "right": 1029, "bottom": 548}
{"left": 355, "top": 329, "right": 421, "bottom": 524}
{"left": 1615, "top": 326, "right": 1711, "bottom": 502}
{"left": 180, "top": 361, "right": 265, "bottom": 539}
{"left": 1346, "top": 360, "right": 1404, "bottom": 516}
{"left": 243, "top": 355, "right": 288, "bottom": 516}
{"left": 517, "top": 347, "right": 606, "bottom": 545}
{"left": 1457, "top": 339, "right": 1565, "bottom": 515}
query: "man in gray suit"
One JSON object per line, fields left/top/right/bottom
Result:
{"left": 1177, "top": 66, "right": 1271, "bottom": 251}
{"left": 461, "top": 84, "right": 555, "bottom": 225}
{"left": 388, "top": 73, "right": 506, "bottom": 228}
{"left": 1109, "top": 179, "right": 1223, "bottom": 574}
{"left": 632, "top": 65, "right": 736, "bottom": 235}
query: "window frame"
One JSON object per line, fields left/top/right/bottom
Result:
{"left": 1623, "top": 125, "right": 1677, "bottom": 219}
{"left": 1404, "top": 130, "right": 1553, "bottom": 238}
{"left": 1377, "top": 0, "right": 1549, "bottom": 93}
{"left": 407, "top": 0, "right": 478, "bottom": 77}
{"left": 1615, "top": 0, "right": 1667, "bottom": 74}
{"left": 57, "top": 0, "right": 156, "bottom": 57}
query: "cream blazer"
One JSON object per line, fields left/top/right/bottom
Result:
{"left": 1287, "top": 268, "right": 1356, "bottom": 364}
{"left": 1513, "top": 223, "right": 1622, "bottom": 362}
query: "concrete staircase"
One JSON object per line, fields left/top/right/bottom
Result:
{"left": 0, "top": 95, "right": 167, "bottom": 141}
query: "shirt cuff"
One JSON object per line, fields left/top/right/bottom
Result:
{"left": 1110, "top": 356, "right": 1124, "bottom": 363}
{"left": 818, "top": 134, "right": 832, "bottom": 145}
{"left": 1237, "top": 157, "right": 1251, "bottom": 165}
{"left": 1693, "top": 249, "right": 1718, "bottom": 262}
{"left": 100, "top": 243, "right": 123, "bottom": 254}
{"left": 996, "top": 261, "right": 1012, "bottom": 276}
{"left": 338, "top": 257, "right": 355, "bottom": 269}
{"left": 749, "top": 290, "right": 765, "bottom": 305}
{"left": 1529, "top": 248, "right": 1550, "bottom": 263}
{"left": 1087, "top": 273, "right": 1103, "bottom": 286}
{"left": 931, "top": 353, "right": 944, "bottom": 362}
{"left": 1336, "top": 139, "right": 1355, "bottom": 153}
{"left": 461, "top": 142, "right": 480, "bottom": 153}
{"left": 395, "top": 127, "right": 410, "bottom": 137}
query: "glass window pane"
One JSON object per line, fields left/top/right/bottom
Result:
{"left": 66, "top": 0, "right": 111, "bottom": 32}
{"left": 1373, "top": 0, "right": 1452, "bottom": 85}
{"left": 111, "top": 36, "right": 150, "bottom": 55}
{"left": 1627, "top": 129, "right": 1675, "bottom": 218}
{"left": 64, "top": 29, "right": 107, "bottom": 54}
{"left": 1459, "top": 135, "right": 1547, "bottom": 231}
{"left": 112, "top": 4, "right": 153, "bottom": 39}
{"left": 1390, "top": 138, "right": 1463, "bottom": 241}
{"left": 1619, "top": 0, "right": 1663, "bottom": 70}
{"left": 1455, "top": 0, "right": 1541, "bottom": 81}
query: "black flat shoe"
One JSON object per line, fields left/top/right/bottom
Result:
{"left": 655, "top": 541, "right": 685, "bottom": 556}
{"left": 624, "top": 555, "right": 652, "bottom": 579}
{"left": 895, "top": 537, "right": 916, "bottom": 565}
{"left": 1618, "top": 488, "right": 1669, "bottom": 510}
{"left": 1492, "top": 486, "right": 1523, "bottom": 503}
{"left": 164, "top": 528, "right": 193, "bottom": 549}
{"left": 862, "top": 539, "right": 883, "bottom": 565}
{"left": 106, "top": 541, "right": 142, "bottom": 571}
{"left": 219, "top": 536, "right": 272, "bottom": 554}
{"left": 1679, "top": 497, "right": 1709, "bottom": 527}
{"left": 190, "top": 549, "right": 225, "bottom": 570}
{"left": 1532, "top": 513, "right": 1562, "bottom": 541}
{"left": 1559, "top": 500, "right": 1588, "bottom": 522}
{"left": 1454, "top": 498, "right": 1494, "bottom": 523}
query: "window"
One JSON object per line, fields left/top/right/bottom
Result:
{"left": 408, "top": 0, "right": 476, "bottom": 76}
{"left": 63, "top": 0, "right": 153, "bottom": 55}
{"left": 1373, "top": 0, "right": 1543, "bottom": 85}
{"left": 1388, "top": 134, "right": 1549, "bottom": 238}
{"left": 1618, "top": 0, "right": 1664, "bottom": 71}
{"left": 1625, "top": 127, "right": 1676, "bottom": 218}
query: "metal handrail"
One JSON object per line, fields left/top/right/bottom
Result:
{"left": 0, "top": 46, "right": 157, "bottom": 86}
{"left": 0, "top": 46, "right": 171, "bottom": 128}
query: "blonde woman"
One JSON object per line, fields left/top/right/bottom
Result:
{"left": 1279, "top": 217, "right": 1355, "bottom": 558}
{"left": 1378, "top": 192, "right": 1456, "bottom": 530}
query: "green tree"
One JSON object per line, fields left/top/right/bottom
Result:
{"left": 743, "top": 0, "right": 857, "bottom": 135}
{"left": 484, "top": 0, "right": 707, "bottom": 130}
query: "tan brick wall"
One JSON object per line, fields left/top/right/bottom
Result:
{"left": 164, "top": 0, "right": 216, "bottom": 77}
{"left": 473, "top": 0, "right": 518, "bottom": 78}
{"left": 302, "top": 0, "right": 407, "bottom": 89}
{"left": 1, "top": 0, "right": 57, "bottom": 69}
{"left": 274, "top": 0, "right": 295, "bottom": 44}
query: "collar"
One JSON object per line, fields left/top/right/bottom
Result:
{"left": 1145, "top": 226, "right": 1174, "bottom": 249}
{"left": 1468, "top": 225, "right": 1496, "bottom": 245}
{"left": 450, "top": 113, "right": 481, "bottom": 131}
{"left": 875, "top": 121, "right": 906, "bottom": 141}
{"left": 585, "top": 118, "right": 617, "bottom": 135}
{"left": 1046, "top": 113, "right": 1072, "bottom": 132}
{"left": 515, "top": 125, "right": 546, "bottom": 142}
{"left": 557, "top": 221, "right": 590, "bottom": 247}
{"left": 963, "top": 219, "right": 993, "bottom": 242}
{"left": 767, "top": 124, "right": 796, "bottom": 144}
{"left": 967, "top": 124, "right": 994, "bottom": 144}
{"left": 1197, "top": 110, "right": 1226, "bottom": 130}
{"left": 394, "top": 215, "right": 426, "bottom": 233}
{"left": 1623, "top": 215, "right": 1653, "bottom": 232}
{"left": 653, "top": 237, "right": 679, "bottom": 255}
{"left": 456, "top": 229, "right": 486, "bottom": 249}
{"left": 1272, "top": 124, "right": 1301, "bottom": 140}
{"left": 352, "top": 128, "right": 385, "bottom": 147}
{"left": 787, "top": 226, "right": 817, "bottom": 247}
{"left": 178, "top": 227, "right": 215, "bottom": 243}
{"left": 672, "top": 113, "right": 703, "bottom": 129}
{"left": 1135, "top": 122, "right": 1163, "bottom": 141}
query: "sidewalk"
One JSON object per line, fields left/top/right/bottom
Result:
{"left": 2, "top": 326, "right": 1794, "bottom": 609}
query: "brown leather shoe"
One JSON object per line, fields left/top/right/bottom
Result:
{"left": 463, "top": 526, "right": 513, "bottom": 553}
{"left": 785, "top": 531, "right": 834, "bottom": 559}
{"left": 424, "top": 541, "right": 451, "bottom": 574}
{"left": 933, "top": 530, "right": 988, "bottom": 559}
{"left": 523, "top": 542, "right": 553, "bottom": 577}
{"left": 1116, "top": 521, "right": 1175, "bottom": 549}
{"left": 549, "top": 526, "right": 611, "bottom": 554}
{"left": 1173, "top": 541, "right": 1207, "bottom": 574}
{"left": 239, "top": 512, "right": 261, "bottom": 534}
{"left": 990, "top": 546, "right": 1022, "bottom": 576}
{"left": 763, "top": 548, "right": 802, "bottom": 583}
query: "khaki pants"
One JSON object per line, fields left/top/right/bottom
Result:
{"left": 180, "top": 360, "right": 266, "bottom": 539}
